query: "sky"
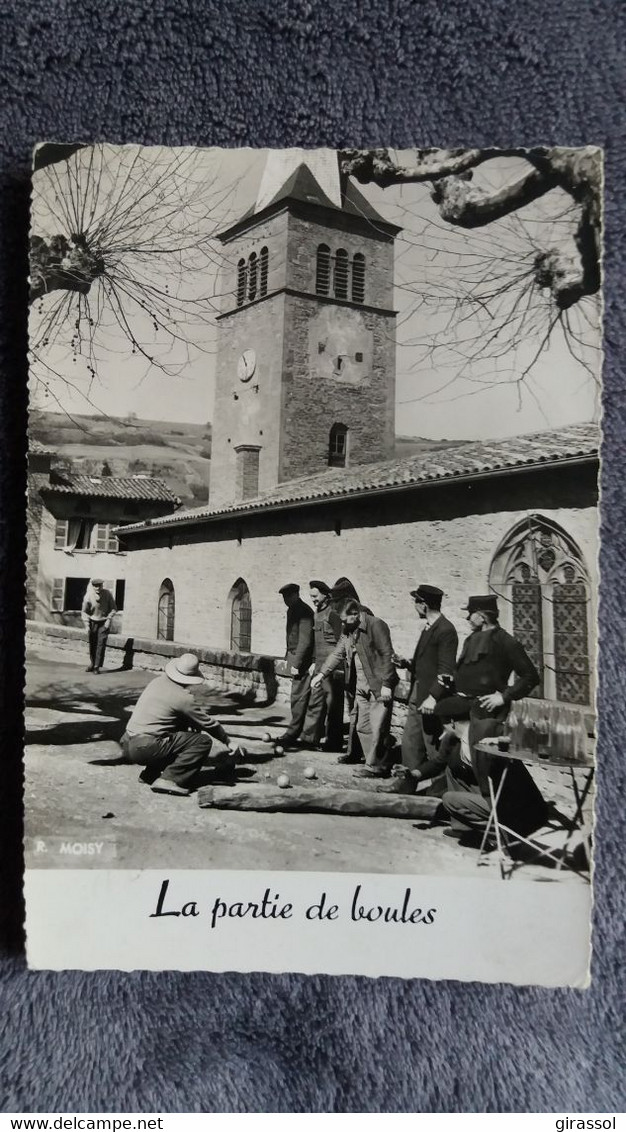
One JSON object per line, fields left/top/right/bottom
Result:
{"left": 28, "top": 145, "right": 601, "bottom": 440}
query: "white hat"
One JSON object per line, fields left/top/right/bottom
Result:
{"left": 165, "top": 653, "right": 205, "bottom": 685}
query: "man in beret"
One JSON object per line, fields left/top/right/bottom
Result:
{"left": 278, "top": 583, "right": 315, "bottom": 749}
{"left": 385, "top": 584, "right": 458, "bottom": 793}
{"left": 439, "top": 595, "right": 547, "bottom": 838}
{"left": 300, "top": 580, "right": 345, "bottom": 751}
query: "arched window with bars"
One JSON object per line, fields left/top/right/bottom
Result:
{"left": 259, "top": 246, "right": 268, "bottom": 297}
{"left": 229, "top": 578, "right": 252, "bottom": 653}
{"left": 489, "top": 516, "right": 592, "bottom": 705}
{"left": 333, "top": 249, "right": 349, "bottom": 299}
{"left": 316, "top": 244, "right": 331, "bottom": 295}
{"left": 156, "top": 578, "right": 175, "bottom": 642}
{"left": 247, "top": 252, "right": 258, "bottom": 302}
{"left": 351, "top": 252, "right": 365, "bottom": 303}
{"left": 328, "top": 422, "right": 348, "bottom": 468}
{"left": 236, "top": 259, "right": 247, "bottom": 306}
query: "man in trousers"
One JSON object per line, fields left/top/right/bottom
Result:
{"left": 121, "top": 653, "right": 244, "bottom": 796}
{"left": 278, "top": 582, "right": 315, "bottom": 750}
{"left": 81, "top": 578, "right": 116, "bottom": 673}
{"left": 313, "top": 599, "right": 398, "bottom": 776}
{"left": 300, "top": 580, "right": 345, "bottom": 751}
{"left": 385, "top": 584, "right": 458, "bottom": 794}
{"left": 439, "top": 595, "right": 547, "bottom": 838}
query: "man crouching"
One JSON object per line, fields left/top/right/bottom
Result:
{"left": 121, "top": 653, "right": 244, "bottom": 796}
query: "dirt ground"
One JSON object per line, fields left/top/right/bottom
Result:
{"left": 24, "top": 647, "right": 589, "bottom": 883}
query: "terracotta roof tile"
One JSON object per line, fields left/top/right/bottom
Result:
{"left": 120, "top": 423, "right": 599, "bottom": 534}
{"left": 42, "top": 474, "right": 181, "bottom": 504}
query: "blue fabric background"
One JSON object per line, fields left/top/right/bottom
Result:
{"left": 1, "top": 0, "right": 624, "bottom": 1113}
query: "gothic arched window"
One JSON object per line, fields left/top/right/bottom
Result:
{"left": 247, "top": 252, "right": 258, "bottom": 302}
{"left": 316, "top": 244, "right": 331, "bottom": 295}
{"left": 229, "top": 578, "right": 252, "bottom": 652}
{"left": 328, "top": 423, "right": 348, "bottom": 468}
{"left": 489, "top": 516, "right": 592, "bottom": 705}
{"left": 259, "top": 246, "right": 268, "bottom": 297}
{"left": 351, "top": 253, "right": 365, "bottom": 303}
{"left": 236, "top": 259, "right": 247, "bottom": 306}
{"left": 333, "top": 249, "right": 349, "bottom": 300}
{"left": 157, "top": 578, "right": 175, "bottom": 642}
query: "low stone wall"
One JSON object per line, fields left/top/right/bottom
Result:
{"left": 26, "top": 619, "right": 413, "bottom": 727}
{"left": 28, "top": 621, "right": 592, "bottom": 742}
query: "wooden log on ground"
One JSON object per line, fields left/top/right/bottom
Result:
{"left": 197, "top": 783, "right": 440, "bottom": 819}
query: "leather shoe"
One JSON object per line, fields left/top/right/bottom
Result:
{"left": 151, "top": 777, "right": 190, "bottom": 796}
{"left": 354, "top": 766, "right": 389, "bottom": 779}
{"left": 337, "top": 754, "right": 364, "bottom": 765}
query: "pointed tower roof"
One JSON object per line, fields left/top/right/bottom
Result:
{"left": 218, "top": 151, "right": 401, "bottom": 242}
{"left": 256, "top": 148, "right": 342, "bottom": 211}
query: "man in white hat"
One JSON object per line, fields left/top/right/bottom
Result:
{"left": 121, "top": 653, "right": 244, "bottom": 796}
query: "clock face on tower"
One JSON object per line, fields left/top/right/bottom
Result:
{"left": 237, "top": 349, "right": 257, "bottom": 383}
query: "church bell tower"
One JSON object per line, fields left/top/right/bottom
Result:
{"left": 209, "top": 149, "right": 400, "bottom": 508}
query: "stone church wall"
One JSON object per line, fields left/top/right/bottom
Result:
{"left": 121, "top": 471, "right": 598, "bottom": 676}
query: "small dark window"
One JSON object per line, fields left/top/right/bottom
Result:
{"left": 355, "top": 351, "right": 363, "bottom": 363}
{"left": 316, "top": 244, "right": 331, "bottom": 295}
{"left": 352, "top": 252, "right": 365, "bottom": 303}
{"left": 329, "top": 423, "right": 348, "bottom": 468}
{"left": 157, "top": 578, "right": 175, "bottom": 641}
{"left": 259, "top": 247, "right": 268, "bottom": 297}
{"left": 115, "top": 579, "right": 126, "bottom": 611}
{"left": 230, "top": 578, "right": 252, "bottom": 652}
{"left": 236, "top": 259, "right": 247, "bottom": 306}
{"left": 248, "top": 252, "right": 258, "bottom": 302}
{"left": 65, "top": 577, "right": 90, "bottom": 611}
{"left": 334, "top": 249, "right": 349, "bottom": 299}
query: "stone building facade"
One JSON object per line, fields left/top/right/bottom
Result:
{"left": 119, "top": 426, "right": 599, "bottom": 709}
{"left": 210, "top": 163, "right": 399, "bottom": 507}
{"left": 27, "top": 452, "right": 180, "bottom": 629}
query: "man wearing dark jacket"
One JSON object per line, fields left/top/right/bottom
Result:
{"left": 300, "top": 580, "right": 345, "bottom": 751}
{"left": 279, "top": 583, "right": 315, "bottom": 749}
{"left": 440, "top": 595, "right": 547, "bottom": 837}
{"left": 313, "top": 600, "right": 398, "bottom": 775}
{"left": 393, "top": 584, "right": 458, "bottom": 778}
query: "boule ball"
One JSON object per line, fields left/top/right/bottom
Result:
{"left": 277, "top": 773, "right": 290, "bottom": 788}
{"left": 304, "top": 766, "right": 317, "bottom": 780}
{"left": 274, "top": 744, "right": 284, "bottom": 756}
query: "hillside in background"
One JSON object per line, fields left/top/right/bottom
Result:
{"left": 29, "top": 412, "right": 466, "bottom": 506}
{"left": 30, "top": 410, "right": 212, "bottom": 505}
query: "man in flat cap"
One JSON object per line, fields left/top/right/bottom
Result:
{"left": 384, "top": 584, "right": 458, "bottom": 793}
{"left": 300, "top": 580, "right": 345, "bottom": 751}
{"left": 81, "top": 578, "right": 116, "bottom": 673}
{"left": 440, "top": 594, "right": 546, "bottom": 838}
{"left": 278, "top": 583, "right": 315, "bottom": 749}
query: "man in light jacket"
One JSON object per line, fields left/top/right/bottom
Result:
{"left": 121, "top": 652, "right": 244, "bottom": 796}
{"left": 81, "top": 578, "right": 116, "bottom": 674}
{"left": 313, "top": 599, "right": 398, "bottom": 776}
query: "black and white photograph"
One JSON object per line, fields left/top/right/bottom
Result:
{"left": 24, "top": 144, "right": 601, "bottom": 982}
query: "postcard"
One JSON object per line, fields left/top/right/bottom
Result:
{"left": 24, "top": 144, "right": 601, "bottom": 983}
